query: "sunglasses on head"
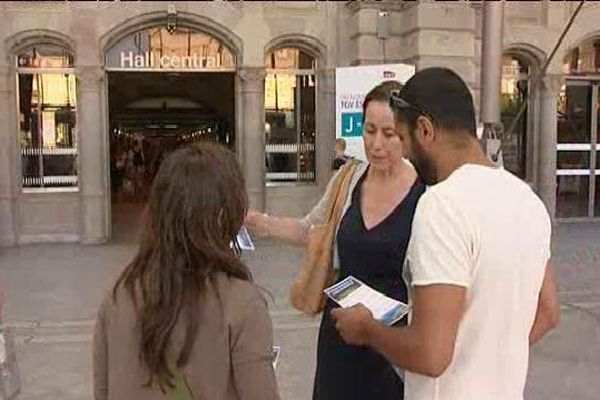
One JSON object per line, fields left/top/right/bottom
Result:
{"left": 389, "top": 90, "right": 434, "bottom": 122}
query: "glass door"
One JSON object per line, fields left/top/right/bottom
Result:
{"left": 556, "top": 81, "right": 598, "bottom": 219}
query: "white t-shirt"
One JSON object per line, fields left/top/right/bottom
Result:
{"left": 403, "top": 164, "right": 551, "bottom": 400}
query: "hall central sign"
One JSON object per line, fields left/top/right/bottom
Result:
{"left": 105, "top": 27, "right": 235, "bottom": 71}
{"left": 120, "top": 51, "right": 222, "bottom": 70}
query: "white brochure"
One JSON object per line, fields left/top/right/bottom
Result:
{"left": 236, "top": 226, "right": 255, "bottom": 251}
{"left": 324, "top": 276, "right": 409, "bottom": 326}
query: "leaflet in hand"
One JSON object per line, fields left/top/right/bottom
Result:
{"left": 324, "top": 276, "right": 409, "bottom": 326}
{"left": 236, "top": 226, "right": 255, "bottom": 251}
{"left": 230, "top": 226, "right": 255, "bottom": 252}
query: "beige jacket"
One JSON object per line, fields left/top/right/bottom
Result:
{"left": 93, "top": 274, "right": 280, "bottom": 400}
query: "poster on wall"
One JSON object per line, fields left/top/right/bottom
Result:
{"left": 335, "top": 64, "right": 415, "bottom": 161}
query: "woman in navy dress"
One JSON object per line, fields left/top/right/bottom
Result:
{"left": 246, "top": 81, "right": 424, "bottom": 399}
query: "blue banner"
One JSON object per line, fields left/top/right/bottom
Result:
{"left": 340, "top": 112, "right": 363, "bottom": 138}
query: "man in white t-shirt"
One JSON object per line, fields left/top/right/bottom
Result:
{"left": 332, "top": 67, "right": 560, "bottom": 400}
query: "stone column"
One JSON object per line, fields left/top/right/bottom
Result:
{"left": 77, "top": 65, "right": 108, "bottom": 244}
{"left": 479, "top": 0, "right": 504, "bottom": 125}
{"left": 316, "top": 67, "right": 336, "bottom": 190}
{"left": 238, "top": 67, "right": 267, "bottom": 211}
{"left": 537, "top": 74, "right": 563, "bottom": 222}
{"left": 0, "top": 65, "right": 17, "bottom": 246}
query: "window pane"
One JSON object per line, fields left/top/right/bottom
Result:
{"left": 149, "top": 28, "right": 235, "bottom": 69}
{"left": 17, "top": 45, "right": 74, "bottom": 69}
{"left": 597, "top": 85, "right": 600, "bottom": 145}
{"left": 557, "top": 151, "right": 590, "bottom": 170}
{"left": 19, "top": 72, "right": 78, "bottom": 190}
{"left": 556, "top": 175, "right": 589, "bottom": 218}
{"left": 558, "top": 85, "right": 592, "bottom": 144}
{"left": 264, "top": 48, "right": 315, "bottom": 70}
{"left": 298, "top": 75, "right": 316, "bottom": 181}
{"left": 595, "top": 175, "right": 600, "bottom": 217}
{"left": 265, "top": 72, "right": 316, "bottom": 182}
{"left": 501, "top": 55, "right": 529, "bottom": 179}
{"left": 265, "top": 74, "right": 295, "bottom": 110}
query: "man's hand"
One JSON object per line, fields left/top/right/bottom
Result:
{"left": 331, "top": 304, "right": 377, "bottom": 346}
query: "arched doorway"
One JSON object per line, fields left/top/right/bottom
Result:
{"left": 104, "top": 24, "right": 237, "bottom": 240}
{"left": 501, "top": 54, "right": 532, "bottom": 180}
{"left": 264, "top": 47, "right": 317, "bottom": 183}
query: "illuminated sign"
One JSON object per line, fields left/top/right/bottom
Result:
{"left": 119, "top": 51, "right": 222, "bottom": 70}
{"left": 105, "top": 27, "right": 235, "bottom": 71}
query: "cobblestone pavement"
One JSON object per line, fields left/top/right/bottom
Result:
{"left": 0, "top": 214, "right": 599, "bottom": 399}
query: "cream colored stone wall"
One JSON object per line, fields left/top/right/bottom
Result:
{"left": 0, "top": 1, "right": 342, "bottom": 245}
{"left": 2, "top": 1, "right": 600, "bottom": 244}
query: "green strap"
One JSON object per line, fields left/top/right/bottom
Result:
{"left": 165, "top": 369, "right": 195, "bottom": 400}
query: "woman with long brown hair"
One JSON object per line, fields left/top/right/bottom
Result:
{"left": 93, "top": 142, "right": 280, "bottom": 400}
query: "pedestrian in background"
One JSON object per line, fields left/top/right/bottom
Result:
{"left": 93, "top": 143, "right": 280, "bottom": 400}
{"left": 332, "top": 138, "right": 351, "bottom": 170}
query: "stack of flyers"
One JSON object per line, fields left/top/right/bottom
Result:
{"left": 324, "top": 276, "right": 410, "bottom": 326}
{"left": 271, "top": 346, "right": 281, "bottom": 369}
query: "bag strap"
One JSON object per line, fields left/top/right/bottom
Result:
{"left": 326, "top": 160, "right": 359, "bottom": 226}
{"left": 166, "top": 369, "right": 195, "bottom": 400}
{"left": 321, "top": 164, "right": 350, "bottom": 223}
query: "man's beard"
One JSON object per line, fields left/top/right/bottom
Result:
{"left": 411, "top": 144, "right": 437, "bottom": 185}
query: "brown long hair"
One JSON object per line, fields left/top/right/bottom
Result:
{"left": 362, "top": 80, "right": 404, "bottom": 116}
{"left": 113, "top": 142, "right": 251, "bottom": 389}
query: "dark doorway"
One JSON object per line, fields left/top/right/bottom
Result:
{"left": 107, "top": 71, "right": 235, "bottom": 241}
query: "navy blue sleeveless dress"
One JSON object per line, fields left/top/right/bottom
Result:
{"left": 312, "top": 169, "right": 425, "bottom": 400}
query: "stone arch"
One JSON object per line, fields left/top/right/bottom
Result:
{"left": 4, "top": 29, "right": 76, "bottom": 63}
{"left": 264, "top": 33, "right": 327, "bottom": 66}
{"left": 568, "top": 29, "right": 600, "bottom": 49}
{"left": 501, "top": 43, "right": 546, "bottom": 184}
{"left": 503, "top": 43, "right": 546, "bottom": 74}
{"left": 562, "top": 28, "right": 600, "bottom": 73}
{"left": 98, "top": 11, "right": 243, "bottom": 65}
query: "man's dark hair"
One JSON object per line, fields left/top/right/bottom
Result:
{"left": 393, "top": 67, "right": 476, "bottom": 137}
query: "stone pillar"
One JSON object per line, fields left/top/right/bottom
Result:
{"left": 238, "top": 67, "right": 267, "bottom": 211}
{"left": 316, "top": 67, "right": 336, "bottom": 189}
{"left": 77, "top": 65, "right": 108, "bottom": 244}
{"left": 0, "top": 65, "right": 17, "bottom": 246}
{"left": 537, "top": 74, "right": 563, "bottom": 222}
{"left": 479, "top": 0, "right": 504, "bottom": 125}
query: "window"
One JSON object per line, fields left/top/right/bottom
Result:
{"left": 105, "top": 27, "right": 235, "bottom": 71}
{"left": 500, "top": 55, "right": 530, "bottom": 179}
{"left": 563, "top": 37, "right": 600, "bottom": 75}
{"left": 264, "top": 47, "right": 316, "bottom": 183}
{"left": 16, "top": 45, "right": 78, "bottom": 191}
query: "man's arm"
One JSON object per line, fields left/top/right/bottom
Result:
{"left": 529, "top": 260, "right": 560, "bottom": 345}
{"left": 333, "top": 284, "right": 465, "bottom": 377}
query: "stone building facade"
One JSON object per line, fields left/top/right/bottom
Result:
{"left": 1, "top": 1, "right": 599, "bottom": 246}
